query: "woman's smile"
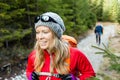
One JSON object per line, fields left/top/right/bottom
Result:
{"left": 36, "top": 26, "right": 54, "bottom": 50}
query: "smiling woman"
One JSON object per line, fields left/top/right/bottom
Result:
{"left": 26, "top": 12, "right": 95, "bottom": 80}
{"left": 35, "top": 26, "right": 54, "bottom": 50}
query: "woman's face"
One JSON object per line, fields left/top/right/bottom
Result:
{"left": 36, "top": 26, "right": 54, "bottom": 50}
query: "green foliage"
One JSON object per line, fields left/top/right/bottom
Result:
{"left": 102, "top": 0, "right": 120, "bottom": 22}
{"left": 0, "top": 0, "right": 120, "bottom": 48}
{"left": 60, "top": 0, "right": 96, "bottom": 38}
{"left": 109, "top": 64, "right": 120, "bottom": 73}
{"left": 92, "top": 43, "right": 120, "bottom": 73}
{"left": 90, "top": 0, "right": 103, "bottom": 21}
{"left": 117, "top": 3, "right": 120, "bottom": 24}
{"left": 1, "top": 0, "right": 120, "bottom": 50}
{"left": 0, "top": 0, "right": 35, "bottom": 48}
{"left": 0, "top": 46, "right": 32, "bottom": 65}
{"left": 0, "top": 28, "right": 32, "bottom": 47}
{"left": 90, "top": 0, "right": 120, "bottom": 22}
{"left": 0, "top": 0, "right": 98, "bottom": 48}
{"left": 102, "top": 11, "right": 111, "bottom": 21}
{"left": 86, "top": 12, "right": 97, "bottom": 29}
{"left": 0, "top": 2, "right": 10, "bottom": 10}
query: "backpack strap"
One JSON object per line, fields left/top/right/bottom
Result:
{"left": 35, "top": 72, "right": 64, "bottom": 78}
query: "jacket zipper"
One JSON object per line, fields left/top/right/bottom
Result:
{"left": 46, "top": 54, "right": 53, "bottom": 80}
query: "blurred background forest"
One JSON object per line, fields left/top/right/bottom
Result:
{"left": 0, "top": 0, "right": 120, "bottom": 79}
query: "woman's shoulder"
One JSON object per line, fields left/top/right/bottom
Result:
{"left": 70, "top": 47, "right": 83, "bottom": 54}
{"left": 69, "top": 47, "right": 86, "bottom": 57}
{"left": 28, "top": 50, "right": 36, "bottom": 58}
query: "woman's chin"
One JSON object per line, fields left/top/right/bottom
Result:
{"left": 40, "top": 46, "right": 48, "bottom": 50}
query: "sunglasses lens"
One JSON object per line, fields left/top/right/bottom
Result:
{"left": 34, "top": 16, "right": 40, "bottom": 23}
{"left": 34, "top": 15, "right": 57, "bottom": 24}
{"left": 41, "top": 15, "right": 49, "bottom": 22}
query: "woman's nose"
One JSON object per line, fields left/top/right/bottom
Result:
{"left": 36, "top": 33, "right": 44, "bottom": 40}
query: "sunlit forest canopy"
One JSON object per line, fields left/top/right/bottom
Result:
{"left": 0, "top": 0, "right": 120, "bottom": 49}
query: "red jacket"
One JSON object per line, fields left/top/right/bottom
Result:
{"left": 26, "top": 47, "right": 95, "bottom": 80}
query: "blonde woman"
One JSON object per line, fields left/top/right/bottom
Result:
{"left": 26, "top": 12, "right": 95, "bottom": 80}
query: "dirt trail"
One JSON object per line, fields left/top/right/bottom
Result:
{"left": 78, "top": 22, "right": 120, "bottom": 80}
{"left": 77, "top": 23, "right": 116, "bottom": 72}
{"left": 97, "top": 22, "right": 120, "bottom": 80}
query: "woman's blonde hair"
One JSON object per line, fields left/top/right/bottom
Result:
{"left": 34, "top": 32, "right": 70, "bottom": 74}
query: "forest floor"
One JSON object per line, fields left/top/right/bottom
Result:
{"left": 97, "top": 22, "right": 120, "bottom": 80}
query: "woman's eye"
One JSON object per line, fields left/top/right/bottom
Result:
{"left": 44, "top": 31, "right": 48, "bottom": 33}
{"left": 43, "top": 30, "right": 49, "bottom": 33}
{"left": 36, "top": 32, "right": 39, "bottom": 34}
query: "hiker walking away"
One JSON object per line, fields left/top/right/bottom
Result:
{"left": 26, "top": 12, "right": 95, "bottom": 80}
{"left": 94, "top": 23, "right": 103, "bottom": 45}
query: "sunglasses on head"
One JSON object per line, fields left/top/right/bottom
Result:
{"left": 34, "top": 15, "right": 58, "bottom": 24}
{"left": 34, "top": 15, "right": 63, "bottom": 30}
